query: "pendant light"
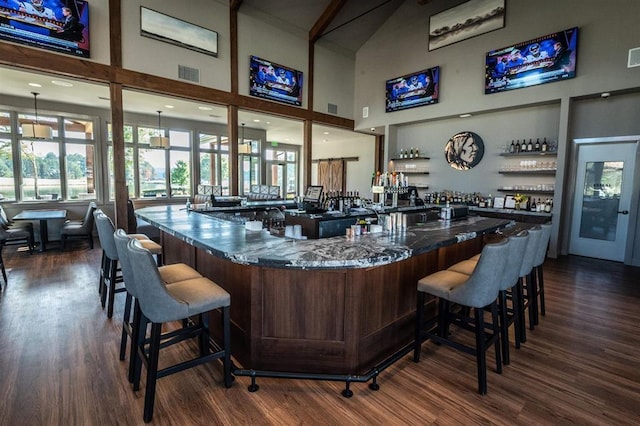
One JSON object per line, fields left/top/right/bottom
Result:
{"left": 21, "top": 92, "right": 53, "bottom": 139}
{"left": 149, "top": 110, "right": 170, "bottom": 148}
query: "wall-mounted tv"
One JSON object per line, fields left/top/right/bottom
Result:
{"left": 0, "top": 0, "right": 89, "bottom": 58}
{"left": 249, "top": 55, "right": 303, "bottom": 107}
{"left": 385, "top": 66, "right": 440, "bottom": 113}
{"left": 485, "top": 27, "right": 578, "bottom": 94}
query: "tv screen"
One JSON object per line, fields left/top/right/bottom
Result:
{"left": 385, "top": 66, "right": 440, "bottom": 113}
{"left": 0, "top": 0, "right": 89, "bottom": 58}
{"left": 485, "top": 27, "right": 578, "bottom": 94}
{"left": 249, "top": 55, "right": 303, "bottom": 106}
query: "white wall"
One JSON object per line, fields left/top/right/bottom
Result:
{"left": 121, "top": 0, "right": 231, "bottom": 91}
{"left": 311, "top": 135, "right": 376, "bottom": 197}
{"left": 355, "top": 0, "right": 640, "bottom": 131}
{"left": 313, "top": 42, "right": 356, "bottom": 119}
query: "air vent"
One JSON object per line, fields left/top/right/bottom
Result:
{"left": 327, "top": 103, "right": 338, "bottom": 114}
{"left": 178, "top": 65, "right": 200, "bottom": 83}
{"left": 628, "top": 47, "right": 640, "bottom": 68}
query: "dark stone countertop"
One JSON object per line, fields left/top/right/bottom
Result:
{"left": 136, "top": 205, "right": 512, "bottom": 270}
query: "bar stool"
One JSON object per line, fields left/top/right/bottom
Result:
{"left": 0, "top": 239, "right": 6, "bottom": 289}
{"left": 448, "top": 231, "right": 530, "bottom": 364}
{"left": 413, "top": 238, "right": 511, "bottom": 395}
{"left": 518, "top": 226, "right": 542, "bottom": 336}
{"left": 531, "top": 223, "right": 552, "bottom": 326}
{"left": 95, "top": 213, "right": 164, "bottom": 318}
{"left": 113, "top": 228, "right": 202, "bottom": 377}
{"left": 125, "top": 238, "right": 232, "bottom": 423}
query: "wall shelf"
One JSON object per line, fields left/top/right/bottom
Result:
{"left": 500, "top": 151, "right": 557, "bottom": 157}
{"left": 499, "top": 169, "right": 556, "bottom": 175}
{"left": 389, "top": 156, "right": 430, "bottom": 161}
{"left": 497, "top": 188, "right": 554, "bottom": 194}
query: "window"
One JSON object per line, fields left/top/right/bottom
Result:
{"left": 65, "top": 143, "right": 95, "bottom": 200}
{"left": 108, "top": 124, "right": 192, "bottom": 199}
{"left": 20, "top": 139, "right": 61, "bottom": 200}
{"left": 0, "top": 138, "right": 15, "bottom": 201}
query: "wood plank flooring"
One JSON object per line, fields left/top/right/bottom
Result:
{"left": 1, "top": 241, "right": 639, "bottom": 425}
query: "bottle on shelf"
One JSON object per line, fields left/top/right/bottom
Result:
{"left": 509, "top": 140, "right": 516, "bottom": 153}
{"left": 535, "top": 138, "right": 541, "bottom": 152}
{"left": 515, "top": 139, "right": 521, "bottom": 153}
{"left": 526, "top": 138, "right": 533, "bottom": 152}
{"left": 399, "top": 148, "right": 404, "bottom": 159}
{"left": 542, "top": 138, "right": 548, "bottom": 152}
{"left": 520, "top": 139, "right": 527, "bottom": 153}
{"left": 415, "top": 147, "right": 420, "bottom": 158}
{"left": 530, "top": 198, "right": 537, "bottom": 212}
{"left": 409, "top": 147, "right": 414, "bottom": 158}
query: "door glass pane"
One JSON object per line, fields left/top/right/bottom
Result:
{"left": 108, "top": 146, "right": 135, "bottom": 199}
{"left": 20, "top": 140, "right": 61, "bottom": 200}
{"left": 169, "top": 150, "right": 190, "bottom": 197}
{"left": 64, "top": 119, "right": 94, "bottom": 140}
{"left": 287, "top": 163, "right": 296, "bottom": 199}
{"left": 579, "top": 161, "right": 623, "bottom": 241}
{"left": 199, "top": 151, "right": 217, "bottom": 185}
{"left": 220, "top": 153, "right": 229, "bottom": 194}
{"left": 0, "top": 138, "right": 15, "bottom": 201}
{"left": 139, "top": 148, "right": 167, "bottom": 198}
{"left": 66, "top": 143, "right": 96, "bottom": 200}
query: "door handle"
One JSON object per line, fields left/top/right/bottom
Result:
{"left": 617, "top": 210, "right": 629, "bottom": 215}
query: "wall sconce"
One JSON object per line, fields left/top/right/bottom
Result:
{"left": 149, "top": 110, "right": 170, "bottom": 148}
{"left": 21, "top": 92, "right": 53, "bottom": 139}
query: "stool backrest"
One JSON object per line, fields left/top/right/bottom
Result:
{"left": 95, "top": 213, "right": 118, "bottom": 260}
{"left": 500, "top": 230, "right": 529, "bottom": 291}
{"left": 83, "top": 202, "right": 97, "bottom": 231}
{"left": 519, "top": 225, "right": 541, "bottom": 278}
{"left": 127, "top": 239, "right": 189, "bottom": 323}
{"left": 450, "top": 238, "right": 510, "bottom": 308}
{"left": 533, "top": 223, "right": 552, "bottom": 267}
{"left": 113, "top": 229, "right": 138, "bottom": 298}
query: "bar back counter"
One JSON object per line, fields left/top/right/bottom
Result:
{"left": 135, "top": 205, "right": 512, "bottom": 389}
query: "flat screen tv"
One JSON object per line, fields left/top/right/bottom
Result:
{"left": 249, "top": 55, "right": 303, "bottom": 106}
{"left": 485, "top": 27, "right": 578, "bottom": 94}
{"left": 385, "top": 66, "right": 440, "bottom": 113}
{"left": 0, "top": 0, "right": 89, "bottom": 58}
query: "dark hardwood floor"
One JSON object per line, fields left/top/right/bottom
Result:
{"left": 1, "top": 240, "right": 639, "bottom": 425}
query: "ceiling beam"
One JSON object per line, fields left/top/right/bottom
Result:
{"left": 309, "top": 0, "right": 348, "bottom": 43}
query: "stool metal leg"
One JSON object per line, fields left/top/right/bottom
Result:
{"left": 143, "top": 322, "right": 162, "bottom": 423}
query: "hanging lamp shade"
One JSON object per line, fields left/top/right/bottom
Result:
{"left": 150, "top": 110, "right": 170, "bottom": 148}
{"left": 21, "top": 92, "right": 53, "bottom": 139}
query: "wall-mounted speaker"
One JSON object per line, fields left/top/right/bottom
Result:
{"left": 628, "top": 47, "right": 640, "bottom": 68}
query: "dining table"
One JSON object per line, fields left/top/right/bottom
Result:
{"left": 13, "top": 209, "right": 67, "bottom": 252}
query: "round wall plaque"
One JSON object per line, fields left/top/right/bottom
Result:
{"left": 444, "top": 131, "right": 484, "bottom": 170}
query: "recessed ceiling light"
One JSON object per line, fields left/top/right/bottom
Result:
{"left": 370, "top": 127, "right": 375, "bottom": 132}
{"left": 51, "top": 80, "right": 73, "bottom": 87}
{"left": 253, "top": 119, "right": 260, "bottom": 123}
{"left": 28, "top": 83, "right": 42, "bottom": 88}
{"left": 323, "top": 131, "right": 330, "bottom": 135}
{"left": 459, "top": 113, "right": 472, "bottom": 118}
{"left": 265, "top": 121, "right": 271, "bottom": 125}
{"left": 164, "top": 104, "right": 175, "bottom": 109}
{"left": 198, "top": 106, "right": 212, "bottom": 111}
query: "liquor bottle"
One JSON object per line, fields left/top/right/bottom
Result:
{"left": 527, "top": 138, "right": 533, "bottom": 152}
{"left": 534, "top": 138, "right": 541, "bottom": 152}
{"left": 544, "top": 198, "right": 552, "bottom": 213}
{"left": 415, "top": 147, "right": 420, "bottom": 158}
{"left": 515, "top": 139, "right": 521, "bottom": 153}
{"left": 520, "top": 139, "right": 527, "bottom": 153}
{"left": 409, "top": 147, "right": 414, "bottom": 158}
{"left": 541, "top": 138, "right": 548, "bottom": 152}
{"left": 530, "top": 198, "right": 536, "bottom": 212}
{"left": 509, "top": 140, "right": 516, "bottom": 153}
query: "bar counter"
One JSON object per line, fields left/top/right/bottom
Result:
{"left": 136, "top": 205, "right": 512, "bottom": 377}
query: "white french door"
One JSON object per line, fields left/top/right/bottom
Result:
{"left": 569, "top": 140, "right": 638, "bottom": 261}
